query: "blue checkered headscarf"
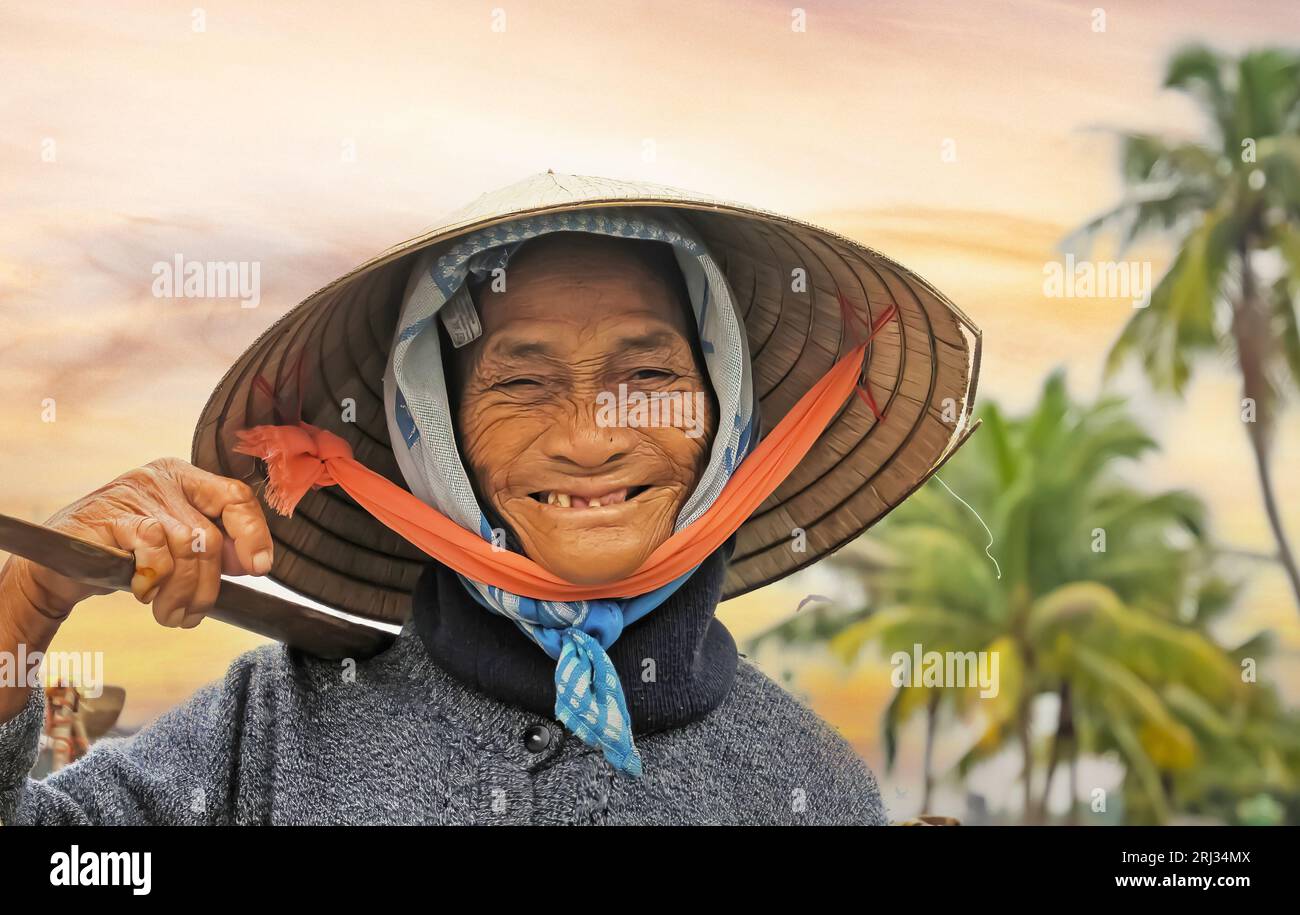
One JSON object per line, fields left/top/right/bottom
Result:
{"left": 382, "top": 208, "right": 756, "bottom": 776}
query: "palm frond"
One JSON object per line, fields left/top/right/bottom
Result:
{"left": 1164, "top": 44, "right": 1234, "bottom": 152}
{"left": 1105, "top": 206, "right": 1237, "bottom": 391}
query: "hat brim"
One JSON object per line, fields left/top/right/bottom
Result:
{"left": 192, "top": 173, "right": 980, "bottom": 624}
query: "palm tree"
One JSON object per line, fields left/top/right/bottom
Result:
{"left": 1027, "top": 578, "right": 1243, "bottom": 823}
{"left": 750, "top": 372, "right": 1248, "bottom": 823}
{"left": 1069, "top": 45, "right": 1300, "bottom": 609}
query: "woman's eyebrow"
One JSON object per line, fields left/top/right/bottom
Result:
{"left": 614, "top": 331, "right": 680, "bottom": 354}
{"left": 489, "top": 330, "right": 682, "bottom": 361}
{"left": 494, "top": 338, "right": 557, "bottom": 360}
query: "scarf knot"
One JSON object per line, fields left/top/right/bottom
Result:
{"left": 234, "top": 424, "right": 350, "bottom": 516}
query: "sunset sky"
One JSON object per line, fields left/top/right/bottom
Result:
{"left": 3, "top": 0, "right": 1299, "bottom": 818}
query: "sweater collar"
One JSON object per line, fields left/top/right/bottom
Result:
{"left": 410, "top": 547, "right": 738, "bottom": 736}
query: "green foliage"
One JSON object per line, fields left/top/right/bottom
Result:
{"left": 1074, "top": 46, "right": 1300, "bottom": 411}
{"left": 747, "top": 367, "right": 1292, "bottom": 823}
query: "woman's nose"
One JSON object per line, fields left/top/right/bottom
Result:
{"left": 542, "top": 398, "right": 636, "bottom": 469}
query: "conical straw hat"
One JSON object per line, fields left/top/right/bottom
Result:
{"left": 192, "top": 172, "right": 981, "bottom": 624}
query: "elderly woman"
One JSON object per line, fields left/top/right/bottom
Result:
{"left": 0, "top": 173, "right": 978, "bottom": 825}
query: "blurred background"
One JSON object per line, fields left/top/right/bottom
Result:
{"left": 2, "top": 0, "right": 1298, "bottom": 823}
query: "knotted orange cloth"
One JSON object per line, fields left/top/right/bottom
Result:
{"left": 235, "top": 336, "right": 880, "bottom": 601}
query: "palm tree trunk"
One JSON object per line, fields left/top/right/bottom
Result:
{"left": 1246, "top": 433, "right": 1300, "bottom": 605}
{"left": 1040, "top": 734, "right": 1060, "bottom": 825}
{"left": 1067, "top": 746, "right": 1080, "bottom": 826}
{"left": 1039, "top": 683, "right": 1072, "bottom": 823}
{"left": 1013, "top": 632, "right": 1038, "bottom": 824}
{"left": 1234, "top": 239, "right": 1300, "bottom": 610}
{"left": 921, "top": 691, "right": 939, "bottom": 812}
{"left": 1018, "top": 701, "right": 1036, "bottom": 824}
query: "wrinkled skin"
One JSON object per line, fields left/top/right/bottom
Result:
{"left": 10, "top": 460, "right": 273, "bottom": 627}
{"left": 452, "top": 233, "right": 716, "bottom": 586}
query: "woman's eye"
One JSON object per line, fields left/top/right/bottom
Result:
{"left": 631, "top": 369, "right": 674, "bottom": 382}
{"left": 498, "top": 377, "right": 544, "bottom": 390}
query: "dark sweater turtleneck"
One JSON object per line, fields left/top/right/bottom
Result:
{"left": 410, "top": 547, "right": 739, "bottom": 736}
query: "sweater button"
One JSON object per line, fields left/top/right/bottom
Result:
{"left": 523, "top": 724, "right": 552, "bottom": 753}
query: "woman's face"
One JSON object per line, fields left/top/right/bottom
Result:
{"left": 453, "top": 234, "right": 716, "bottom": 586}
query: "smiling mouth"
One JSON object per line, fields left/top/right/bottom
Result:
{"left": 528, "top": 485, "right": 652, "bottom": 509}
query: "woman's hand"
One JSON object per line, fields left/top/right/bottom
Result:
{"left": 0, "top": 459, "right": 273, "bottom": 724}
{"left": 9, "top": 458, "right": 273, "bottom": 629}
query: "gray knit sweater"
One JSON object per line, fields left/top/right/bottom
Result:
{"left": 0, "top": 624, "right": 886, "bottom": 825}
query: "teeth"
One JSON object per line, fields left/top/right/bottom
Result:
{"left": 540, "top": 489, "right": 632, "bottom": 508}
